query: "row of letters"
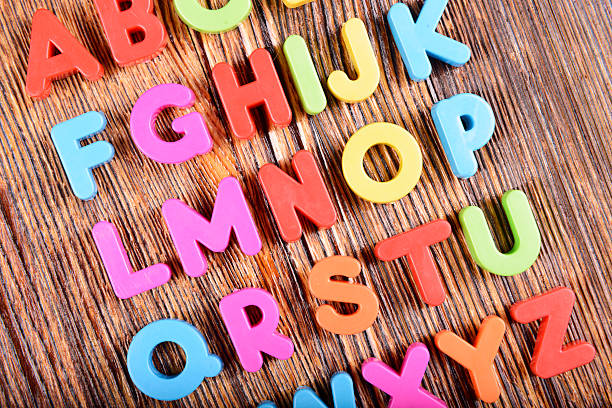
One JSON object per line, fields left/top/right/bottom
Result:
{"left": 127, "top": 287, "right": 595, "bottom": 403}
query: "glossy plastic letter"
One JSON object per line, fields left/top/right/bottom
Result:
{"left": 127, "top": 319, "right": 222, "bottom": 400}
{"left": 92, "top": 221, "right": 172, "bottom": 299}
{"left": 258, "top": 150, "right": 336, "bottom": 242}
{"left": 219, "top": 288, "right": 294, "bottom": 372}
{"left": 431, "top": 93, "right": 494, "bottom": 178}
{"left": 93, "top": 0, "right": 168, "bottom": 66}
{"left": 26, "top": 9, "right": 103, "bottom": 98}
{"left": 130, "top": 84, "right": 212, "bottom": 163}
{"left": 174, "top": 0, "right": 251, "bottom": 33}
{"left": 342, "top": 122, "right": 422, "bottom": 203}
{"left": 387, "top": 0, "right": 470, "bottom": 81}
{"left": 327, "top": 18, "right": 380, "bottom": 103}
{"left": 51, "top": 111, "right": 114, "bottom": 200}
{"left": 459, "top": 190, "right": 541, "bottom": 276}
{"left": 162, "top": 177, "right": 261, "bottom": 277}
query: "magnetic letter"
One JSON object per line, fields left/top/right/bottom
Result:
{"left": 219, "top": 288, "right": 294, "bottom": 372}
{"left": 327, "top": 18, "right": 380, "bottom": 103}
{"left": 128, "top": 319, "right": 222, "bottom": 400}
{"left": 130, "top": 84, "right": 213, "bottom": 164}
{"left": 362, "top": 343, "right": 446, "bottom": 408}
{"left": 93, "top": 0, "right": 168, "bottom": 66}
{"left": 92, "top": 221, "right": 172, "bottom": 299}
{"left": 387, "top": 0, "right": 471, "bottom": 81}
{"left": 26, "top": 9, "right": 103, "bottom": 99}
{"left": 431, "top": 94, "right": 494, "bottom": 178}
{"left": 435, "top": 316, "right": 506, "bottom": 403}
{"left": 459, "top": 190, "right": 541, "bottom": 276}
{"left": 258, "top": 150, "right": 337, "bottom": 242}
{"left": 293, "top": 372, "right": 357, "bottom": 408}
{"left": 309, "top": 256, "right": 379, "bottom": 335}
{"left": 51, "top": 111, "right": 114, "bottom": 200}
{"left": 162, "top": 177, "right": 262, "bottom": 277}
{"left": 283, "top": 35, "right": 327, "bottom": 115}
{"left": 213, "top": 48, "right": 292, "bottom": 140}
{"left": 510, "top": 287, "right": 595, "bottom": 378}
{"left": 342, "top": 122, "right": 422, "bottom": 203}
{"left": 375, "top": 220, "right": 451, "bottom": 306}
{"left": 174, "top": 0, "right": 252, "bottom": 33}
{"left": 282, "top": 0, "right": 314, "bottom": 8}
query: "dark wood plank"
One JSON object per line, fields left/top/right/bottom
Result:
{"left": 0, "top": 0, "right": 611, "bottom": 406}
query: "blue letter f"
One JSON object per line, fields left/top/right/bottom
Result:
{"left": 51, "top": 111, "right": 115, "bottom": 200}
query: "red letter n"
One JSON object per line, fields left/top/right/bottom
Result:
{"left": 212, "top": 48, "right": 292, "bottom": 140}
{"left": 258, "top": 151, "right": 337, "bottom": 242}
{"left": 26, "top": 9, "right": 103, "bottom": 99}
{"left": 93, "top": 0, "right": 168, "bottom": 66}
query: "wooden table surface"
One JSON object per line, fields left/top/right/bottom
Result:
{"left": 1, "top": 0, "right": 611, "bottom": 406}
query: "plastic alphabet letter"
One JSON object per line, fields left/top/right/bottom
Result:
{"left": 342, "top": 122, "right": 422, "bottom": 203}
{"left": 212, "top": 48, "right": 292, "bottom": 139}
{"left": 283, "top": 35, "right": 327, "bottom": 115}
{"left": 375, "top": 220, "right": 451, "bottom": 306}
{"left": 219, "top": 288, "right": 294, "bottom": 372}
{"left": 26, "top": 9, "right": 103, "bottom": 99}
{"left": 92, "top": 221, "right": 172, "bottom": 299}
{"left": 93, "top": 0, "right": 168, "bottom": 66}
{"left": 282, "top": 0, "right": 314, "bottom": 8}
{"left": 162, "top": 177, "right": 262, "bottom": 277}
{"left": 387, "top": 0, "right": 471, "bottom": 81}
{"left": 309, "top": 256, "right": 379, "bottom": 335}
{"left": 293, "top": 372, "right": 357, "bottom": 408}
{"left": 258, "top": 150, "right": 337, "bottom": 242}
{"left": 459, "top": 190, "right": 541, "bottom": 276}
{"left": 51, "top": 111, "right": 115, "bottom": 200}
{"left": 327, "top": 18, "right": 380, "bottom": 103}
{"left": 258, "top": 372, "right": 356, "bottom": 407}
{"left": 435, "top": 316, "right": 506, "bottom": 403}
{"left": 283, "top": 0, "right": 314, "bottom": 8}
{"left": 431, "top": 93, "right": 495, "bottom": 178}
{"left": 130, "top": 83, "right": 213, "bottom": 164}
{"left": 127, "top": 319, "right": 222, "bottom": 400}
{"left": 362, "top": 343, "right": 446, "bottom": 408}
{"left": 174, "top": 0, "right": 252, "bottom": 34}
{"left": 510, "top": 287, "right": 596, "bottom": 378}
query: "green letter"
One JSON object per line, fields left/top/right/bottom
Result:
{"left": 283, "top": 35, "right": 327, "bottom": 115}
{"left": 174, "top": 0, "right": 252, "bottom": 33}
{"left": 459, "top": 190, "right": 541, "bottom": 276}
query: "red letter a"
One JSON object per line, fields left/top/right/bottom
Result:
{"left": 26, "top": 9, "right": 103, "bottom": 99}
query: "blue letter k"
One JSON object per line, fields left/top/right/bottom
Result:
{"left": 387, "top": 0, "right": 471, "bottom": 81}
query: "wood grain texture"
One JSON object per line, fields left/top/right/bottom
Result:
{"left": 1, "top": 0, "right": 611, "bottom": 406}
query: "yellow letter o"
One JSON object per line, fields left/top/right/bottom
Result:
{"left": 342, "top": 122, "right": 423, "bottom": 203}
